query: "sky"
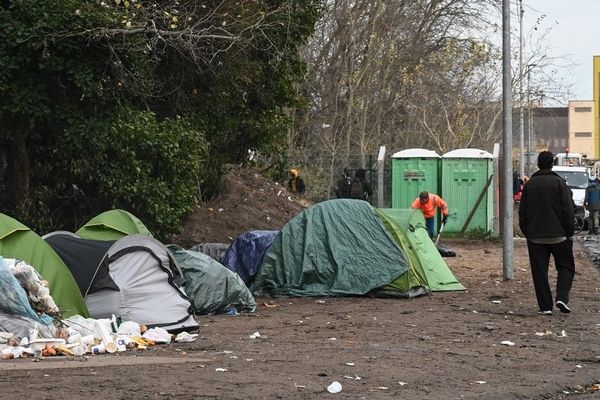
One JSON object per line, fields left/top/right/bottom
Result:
{"left": 526, "top": 0, "right": 600, "bottom": 101}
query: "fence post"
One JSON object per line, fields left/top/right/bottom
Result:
{"left": 377, "top": 146, "right": 386, "bottom": 208}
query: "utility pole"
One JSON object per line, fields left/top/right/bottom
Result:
{"left": 527, "top": 64, "right": 536, "bottom": 176}
{"left": 502, "top": 0, "right": 514, "bottom": 280}
{"left": 518, "top": 0, "right": 525, "bottom": 180}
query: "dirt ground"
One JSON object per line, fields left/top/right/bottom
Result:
{"left": 2, "top": 169, "right": 600, "bottom": 400}
{"left": 170, "top": 166, "right": 309, "bottom": 247}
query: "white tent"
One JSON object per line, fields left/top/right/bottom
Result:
{"left": 44, "top": 233, "right": 197, "bottom": 332}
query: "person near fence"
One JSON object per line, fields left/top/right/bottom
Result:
{"left": 288, "top": 168, "right": 305, "bottom": 195}
{"left": 519, "top": 150, "right": 575, "bottom": 315}
{"left": 350, "top": 168, "right": 372, "bottom": 201}
{"left": 411, "top": 191, "right": 449, "bottom": 238}
{"left": 513, "top": 172, "right": 524, "bottom": 202}
{"left": 335, "top": 168, "right": 353, "bottom": 198}
{"left": 584, "top": 175, "right": 600, "bottom": 234}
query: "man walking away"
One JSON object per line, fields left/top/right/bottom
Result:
{"left": 411, "top": 191, "right": 449, "bottom": 238}
{"left": 519, "top": 151, "right": 575, "bottom": 315}
{"left": 336, "top": 168, "right": 353, "bottom": 198}
{"left": 584, "top": 175, "right": 600, "bottom": 234}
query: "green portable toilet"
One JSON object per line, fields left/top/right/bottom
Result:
{"left": 441, "top": 148, "right": 494, "bottom": 233}
{"left": 391, "top": 149, "right": 441, "bottom": 209}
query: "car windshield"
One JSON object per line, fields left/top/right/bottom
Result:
{"left": 554, "top": 170, "right": 589, "bottom": 189}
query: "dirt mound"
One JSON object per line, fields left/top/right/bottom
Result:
{"left": 170, "top": 167, "right": 309, "bottom": 248}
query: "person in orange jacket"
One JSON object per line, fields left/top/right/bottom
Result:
{"left": 412, "top": 191, "right": 449, "bottom": 238}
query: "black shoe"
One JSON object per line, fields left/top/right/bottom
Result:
{"left": 556, "top": 301, "right": 571, "bottom": 313}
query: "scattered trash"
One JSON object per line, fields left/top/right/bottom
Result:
{"left": 215, "top": 368, "right": 228, "bottom": 372}
{"left": 560, "top": 330, "right": 567, "bottom": 337}
{"left": 175, "top": 332, "right": 198, "bottom": 342}
{"left": 218, "top": 208, "right": 224, "bottom": 212}
{"left": 345, "top": 362, "right": 355, "bottom": 366}
{"left": 398, "top": 382, "right": 407, "bottom": 386}
{"left": 473, "top": 381, "right": 486, "bottom": 385}
{"left": 328, "top": 337, "right": 337, "bottom": 341}
{"left": 491, "top": 300, "right": 501, "bottom": 304}
{"left": 143, "top": 327, "right": 172, "bottom": 344}
{"left": 315, "top": 300, "right": 326, "bottom": 304}
{"left": 327, "top": 381, "right": 342, "bottom": 394}
{"left": 535, "top": 331, "right": 553, "bottom": 336}
{"left": 249, "top": 332, "right": 261, "bottom": 339}
{"left": 501, "top": 341, "right": 515, "bottom": 346}
{"left": 343, "top": 375, "right": 361, "bottom": 380}
{"left": 377, "top": 387, "right": 388, "bottom": 390}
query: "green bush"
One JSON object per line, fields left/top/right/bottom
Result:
{"left": 28, "top": 107, "right": 207, "bottom": 240}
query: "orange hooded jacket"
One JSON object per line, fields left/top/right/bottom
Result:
{"left": 411, "top": 193, "right": 449, "bottom": 219}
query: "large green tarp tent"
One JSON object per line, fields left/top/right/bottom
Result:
{"left": 376, "top": 208, "right": 465, "bottom": 294}
{"left": 252, "top": 199, "right": 410, "bottom": 296}
{"left": 0, "top": 213, "right": 89, "bottom": 317}
{"left": 76, "top": 209, "right": 153, "bottom": 240}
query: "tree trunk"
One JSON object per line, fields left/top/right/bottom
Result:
{"left": 6, "top": 133, "right": 30, "bottom": 218}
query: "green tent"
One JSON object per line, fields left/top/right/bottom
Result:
{"left": 376, "top": 208, "right": 465, "bottom": 293}
{"left": 0, "top": 214, "right": 89, "bottom": 317}
{"left": 76, "top": 209, "right": 153, "bottom": 240}
{"left": 168, "top": 245, "right": 257, "bottom": 315}
{"left": 252, "top": 199, "right": 410, "bottom": 297}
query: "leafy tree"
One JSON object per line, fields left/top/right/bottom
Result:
{"left": 0, "top": 0, "right": 320, "bottom": 235}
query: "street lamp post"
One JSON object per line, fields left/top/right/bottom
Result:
{"left": 518, "top": 0, "right": 525, "bottom": 181}
{"left": 502, "top": 0, "right": 514, "bottom": 280}
{"left": 526, "top": 64, "right": 536, "bottom": 176}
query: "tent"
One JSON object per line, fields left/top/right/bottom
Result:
{"left": 169, "top": 245, "right": 257, "bottom": 315}
{"left": 0, "top": 213, "right": 88, "bottom": 317}
{"left": 222, "top": 230, "right": 279, "bottom": 284}
{"left": 190, "top": 243, "right": 230, "bottom": 263}
{"left": 375, "top": 208, "right": 465, "bottom": 295}
{"left": 76, "top": 209, "right": 153, "bottom": 240}
{"left": 252, "top": 200, "right": 465, "bottom": 298}
{"left": 252, "top": 199, "right": 410, "bottom": 297}
{"left": 44, "top": 232, "right": 198, "bottom": 332}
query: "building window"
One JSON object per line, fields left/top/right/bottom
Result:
{"left": 574, "top": 107, "right": 592, "bottom": 112}
{"left": 561, "top": 138, "right": 567, "bottom": 147}
{"left": 574, "top": 132, "right": 592, "bottom": 137}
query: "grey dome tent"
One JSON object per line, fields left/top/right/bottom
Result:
{"left": 43, "top": 232, "right": 197, "bottom": 332}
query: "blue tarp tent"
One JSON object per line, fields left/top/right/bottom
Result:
{"left": 222, "top": 230, "right": 279, "bottom": 284}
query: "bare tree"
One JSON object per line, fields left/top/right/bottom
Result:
{"left": 292, "top": 0, "right": 501, "bottom": 197}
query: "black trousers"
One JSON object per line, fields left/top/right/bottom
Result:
{"left": 526, "top": 240, "right": 575, "bottom": 311}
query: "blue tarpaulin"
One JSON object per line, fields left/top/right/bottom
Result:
{"left": 222, "top": 230, "right": 279, "bottom": 284}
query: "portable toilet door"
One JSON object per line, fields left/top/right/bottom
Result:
{"left": 441, "top": 148, "right": 494, "bottom": 234}
{"left": 391, "top": 149, "right": 441, "bottom": 209}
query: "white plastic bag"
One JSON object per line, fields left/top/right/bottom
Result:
{"left": 142, "top": 327, "right": 171, "bottom": 344}
{"left": 116, "top": 321, "right": 141, "bottom": 337}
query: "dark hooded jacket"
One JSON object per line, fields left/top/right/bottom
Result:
{"left": 519, "top": 169, "right": 574, "bottom": 239}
